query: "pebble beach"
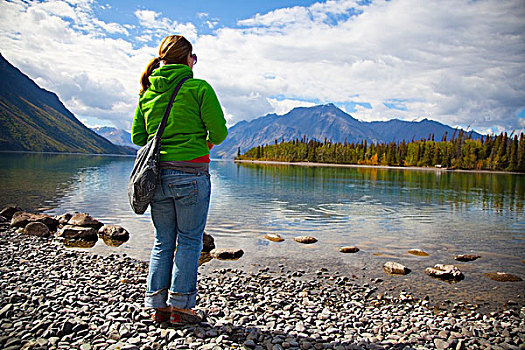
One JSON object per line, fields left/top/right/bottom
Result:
{"left": 1, "top": 225, "right": 524, "bottom": 350}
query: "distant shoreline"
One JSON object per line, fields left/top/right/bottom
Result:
{"left": 0, "top": 150, "right": 135, "bottom": 158}
{"left": 234, "top": 159, "right": 524, "bottom": 175}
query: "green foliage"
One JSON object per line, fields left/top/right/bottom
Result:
{"left": 237, "top": 132, "right": 524, "bottom": 172}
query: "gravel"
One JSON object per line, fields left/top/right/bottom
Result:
{"left": 0, "top": 225, "right": 524, "bottom": 350}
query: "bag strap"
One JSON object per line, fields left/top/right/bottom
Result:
{"left": 156, "top": 76, "right": 190, "bottom": 138}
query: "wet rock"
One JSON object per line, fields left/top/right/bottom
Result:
{"left": 210, "top": 248, "right": 244, "bottom": 260}
{"left": 425, "top": 264, "right": 464, "bottom": 281}
{"left": 408, "top": 249, "right": 429, "bottom": 256}
{"left": 203, "top": 231, "right": 215, "bottom": 252}
{"left": 383, "top": 261, "right": 411, "bottom": 275}
{"left": 58, "top": 225, "right": 98, "bottom": 241}
{"left": 294, "top": 236, "right": 318, "bottom": 244}
{"left": 101, "top": 236, "right": 126, "bottom": 247}
{"left": 63, "top": 238, "right": 97, "bottom": 248}
{"left": 55, "top": 213, "right": 72, "bottom": 225}
{"left": 454, "top": 254, "right": 481, "bottom": 262}
{"left": 265, "top": 233, "right": 284, "bottom": 242}
{"left": 10, "top": 212, "right": 58, "bottom": 229}
{"left": 98, "top": 225, "right": 129, "bottom": 241}
{"left": 484, "top": 272, "right": 522, "bottom": 282}
{"left": 339, "top": 246, "right": 359, "bottom": 253}
{"left": 0, "top": 205, "right": 23, "bottom": 220}
{"left": 23, "top": 222, "right": 50, "bottom": 237}
{"left": 68, "top": 213, "right": 103, "bottom": 229}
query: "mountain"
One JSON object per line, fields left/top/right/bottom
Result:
{"left": 91, "top": 126, "right": 139, "bottom": 150}
{"left": 211, "top": 104, "right": 482, "bottom": 159}
{"left": 0, "top": 53, "right": 134, "bottom": 155}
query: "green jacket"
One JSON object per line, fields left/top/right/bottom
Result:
{"left": 132, "top": 64, "right": 227, "bottom": 161}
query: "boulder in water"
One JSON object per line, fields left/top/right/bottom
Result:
{"left": 383, "top": 261, "right": 411, "bottom": 275}
{"left": 11, "top": 212, "right": 58, "bottom": 229}
{"left": 425, "top": 264, "right": 464, "bottom": 281}
{"left": 58, "top": 225, "right": 98, "bottom": 241}
{"left": 408, "top": 249, "right": 429, "bottom": 256}
{"left": 0, "top": 205, "right": 23, "bottom": 220}
{"left": 294, "top": 236, "right": 318, "bottom": 244}
{"left": 203, "top": 231, "right": 215, "bottom": 252}
{"left": 484, "top": 272, "right": 522, "bottom": 282}
{"left": 68, "top": 213, "right": 103, "bottom": 229}
{"left": 98, "top": 225, "right": 129, "bottom": 241}
{"left": 454, "top": 254, "right": 481, "bottom": 262}
{"left": 265, "top": 233, "right": 284, "bottom": 242}
{"left": 340, "top": 246, "right": 359, "bottom": 253}
{"left": 210, "top": 248, "right": 244, "bottom": 260}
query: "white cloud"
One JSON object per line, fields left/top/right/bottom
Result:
{"left": 0, "top": 0, "right": 523, "bottom": 136}
{"left": 134, "top": 9, "right": 197, "bottom": 42}
{"left": 267, "top": 98, "right": 317, "bottom": 115}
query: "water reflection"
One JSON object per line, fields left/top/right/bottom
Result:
{"left": 0, "top": 153, "right": 523, "bottom": 276}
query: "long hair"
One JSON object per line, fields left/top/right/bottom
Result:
{"left": 140, "top": 35, "right": 193, "bottom": 94}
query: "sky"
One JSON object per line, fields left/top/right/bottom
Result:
{"left": 0, "top": 0, "right": 524, "bottom": 136}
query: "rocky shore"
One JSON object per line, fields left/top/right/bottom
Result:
{"left": 1, "top": 225, "right": 524, "bottom": 350}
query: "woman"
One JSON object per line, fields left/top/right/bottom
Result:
{"left": 132, "top": 35, "right": 227, "bottom": 324}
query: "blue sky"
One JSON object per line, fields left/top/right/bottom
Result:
{"left": 0, "top": 0, "right": 524, "bottom": 135}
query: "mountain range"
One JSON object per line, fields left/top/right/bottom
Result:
{"left": 211, "top": 104, "right": 482, "bottom": 159}
{"left": 0, "top": 53, "right": 134, "bottom": 155}
{"left": 90, "top": 126, "right": 139, "bottom": 150}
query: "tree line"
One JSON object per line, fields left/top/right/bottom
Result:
{"left": 236, "top": 130, "right": 525, "bottom": 172}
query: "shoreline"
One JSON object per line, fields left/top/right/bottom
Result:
{"left": 234, "top": 159, "right": 525, "bottom": 175}
{"left": 1, "top": 225, "right": 524, "bottom": 349}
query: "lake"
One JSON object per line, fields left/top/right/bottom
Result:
{"left": 1, "top": 152, "right": 524, "bottom": 309}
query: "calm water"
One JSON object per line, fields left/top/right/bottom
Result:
{"left": 1, "top": 152, "right": 524, "bottom": 307}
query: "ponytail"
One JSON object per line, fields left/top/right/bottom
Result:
{"left": 140, "top": 57, "right": 161, "bottom": 94}
{"left": 139, "top": 35, "right": 193, "bottom": 94}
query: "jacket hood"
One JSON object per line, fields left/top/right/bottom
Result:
{"left": 149, "top": 64, "right": 193, "bottom": 93}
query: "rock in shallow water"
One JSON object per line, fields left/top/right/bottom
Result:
{"left": 58, "top": 225, "right": 98, "bottom": 241}
{"left": 425, "top": 264, "right": 464, "bottom": 281}
{"left": 98, "top": 225, "right": 129, "bottom": 241}
{"left": 383, "top": 261, "right": 411, "bottom": 275}
{"left": 454, "top": 254, "right": 481, "bottom": 262}
{"left": 484, "top": 272, "right": 522, "bottom": 282}
{"left": 68, "top": 213, "right": 103, "bottom": 229}
{"left": 265, "top": 233, "right": 284, "bottom": 242}
{"left": 10, "top": 212, "right": 58, "bottom": 229}
{"left": 202, "top": 231, "right": 215, "bottom": 252}
{"left": 294, "top": 236, "right": 318, "bottom": 244}
{"left": 339, "top": 246, "right": 359, "bottom": 253}
{"left": 210, "top": 248, "right": 244, "bottom": 260}
{"left": 408, "top": 249, "right": 429, "bottom": 256}
{"left": 23, "top": 222, "right": 50, "bottom": 237}
{"left": 0, "top": 205, "right": 23, "bottom": 220}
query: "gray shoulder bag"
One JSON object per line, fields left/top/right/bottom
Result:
{"left": 128, "top": 77, "right": 189, "bottom": 214}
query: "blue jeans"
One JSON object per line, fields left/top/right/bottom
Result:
{"left": 145, "top": 169, "right": 211, "bottom": 309}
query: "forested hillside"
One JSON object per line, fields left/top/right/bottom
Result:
{"left": 238, "top": 130, "right": 525, "bottom": 172}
